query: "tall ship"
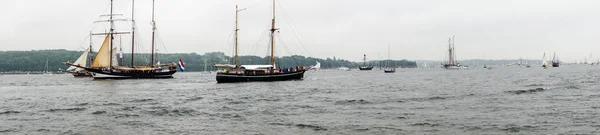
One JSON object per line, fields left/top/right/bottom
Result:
{"left": 442, "top": 35, "right": 461, "bottom": 69}
{"left": 214, "top": 1, "right": 307, "bottom": 83}
{"left": 67, "top": 0, "right": 178, "bottom": 79}
{"left": 359, "top": 54, "right": 374, "bottom": 70}
{"left": 551, "top": 52, "right": 559, "bottom": 67}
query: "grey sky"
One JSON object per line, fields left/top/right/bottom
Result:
{"left": 1, "top": 0, "right": 599, "bottom": 62}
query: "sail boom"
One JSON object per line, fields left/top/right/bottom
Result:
{"left": 94, "top": 19, "right": 129, "bottom": 23}
{"left": 92, "top": 32, "right": 130, "bottom": 35}
{"left": 100, "top": 14, "right": 123, "bottom": 17}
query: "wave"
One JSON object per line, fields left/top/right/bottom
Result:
{"left": 295, "top": 124, "right": 327, "bottom": 131}
{"left": 334, "top": 99, "right": 371, "bottom": 105}
{"left": 144, "top": 107, "right": 198, "bottom": 116}
{"left": 91, "top": 111, "right": 107, "bottom": 115}
{"left": 0, "top": 111, "right": 20, "bottom": 115}
{"left": 129, "top": 98, "right": 154, "bottom": 103}
{"left": 506, "top": 88, "right": 545, "bottom": 95}
{"left": 45, "top": 108, "right": 86, "bottom": 112}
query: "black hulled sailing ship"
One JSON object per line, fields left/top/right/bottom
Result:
{"left": 67, "top": 0, "right": 177, "bottom": 79}
{"left": 214, "top": 2, "right": 306, "bottom": 83}
{"left": 551, "top": 52, "right": 560, "bottom": 67}
{"left": 359, "top": 54, "right": 374, "bottom": 70}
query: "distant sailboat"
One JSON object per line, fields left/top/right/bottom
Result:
{"left": 201, "top": 58, "right": 211, "bottom": 74}
{"left": 442, "top": 35, "right": 461, "bottom": 69}
{"left": 43, "top": 58, "right": 52, "bottom": 75}
{"left": 383, "top": 44, "right": 395, "bottom": 73}
{"left": 359, "top": 54, "right": 374, "bottom": 70}
{"left": 551, "top": 52, "right": 559, "bottom": 67}
{"left": 542, "top": 52, "right": 548, "bottom": 69}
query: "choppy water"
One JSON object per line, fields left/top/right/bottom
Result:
{"left": 1, "top": 65, "right": 600, "bottom": 134}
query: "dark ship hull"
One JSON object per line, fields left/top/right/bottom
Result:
{"left": 216, "top": 70, "right": 305, "bottom": 83}
{"left": 552, "top": 62, "right": 559, "bottom": 67}
{"left": 384, "top": 70, "right": 395, "bottom": 73}
{"left": 72, "top": 72, "right": 93, "bottom": 77}
{"left": 82, "top": 67, "right": 177, "bottom": 79}
{"left": 359, "top": 66, "right": 373, "bottom": 70}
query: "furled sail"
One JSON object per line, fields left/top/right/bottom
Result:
{"left": 92, "top": 34, "right": 112, "bottom": 67}
{"left": 67, "top": 50, "right": 89, "bottom": 71}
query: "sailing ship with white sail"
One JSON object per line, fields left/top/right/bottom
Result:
{"left": 542, "top": 52, "right": 548, "bottom": 69}
{"left": 442, "top": 35, "right": 462, "bottom": 69}
{"left": 67, "top": 0, "right": 178, "bottom": 79}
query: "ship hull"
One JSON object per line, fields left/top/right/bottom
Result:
{"left": 552, "top": 63, "right": 559, "bottom": 67}
{"left": 384, "top": 70, "right": 395, "bottom": 73}
{"left": 443, "top": 64, "right": 461, "bottom": 70}
{"left": 216, "top": 70, "right": 305, "bottom": 83}
{"left": 85, "top": 68, "right": 176, "bottom": 79}
{"left": 359, "top": 66, "right": 373, "bottom": 70}
{"left": 72, "top": 72, "right": 93, "bottom": 78}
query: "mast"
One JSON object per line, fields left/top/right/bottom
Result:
{"left": 235, "top": 5, "right": 239, "bottom": 65}
{"left": 447, "top": 37, "right": 452, "bottom": 65}
{"left": 269, "top": 0, "right": 276, "bottom": 67}
{"left": 89, "top": 32, "right": 92, "bottom": 67}
{"left": 363, "top": 54, "right": 367, "bottom": 66}
{"left": 151, "top": 0, "right": 156, "bottom": 66}
{"left": 119, "top": 35, "right": 123, "bottom": 65}
{"left": 386, "top": 44, "right": 390, "bottom": 67}
{"left": 452, "top": 35, "right": 456, "bottom": 65}
{"left": 109, "top": 0, "right": 114, "bottom": 69}
{"left": 131, "top": 0, "right": 135, "bottom": 66}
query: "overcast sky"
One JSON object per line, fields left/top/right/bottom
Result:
{"left": 1, "top": 0, "right": 599, "bottom": 62}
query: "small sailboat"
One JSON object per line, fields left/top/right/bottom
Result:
{"left": 542, "top": 52, "right": 548, "bottom": 69}
{"left": 359, "top": 54, "right": 374, "bottom": 70}
{"left": 214, "top": 2, "right": 307, "bottom": 83}
{"left": 551, "top": 52, "right": 559, "bottom": 67}
{"left": 383, "top": 44, "right": 395, "bottom": 73}
{"left": 67, "top": 48, "right": 93, "bottom": 77}
{"left": 43, "top": 58, "right": 52, "bottom": 75}
{"left": 337, "top": 67, "right": 350, "bottom": 71}
{"left": 201, "top": 58, "right": 211, "bottom": 74}
{"left": 442, "top": 35, "right": 461, "bottom": 69}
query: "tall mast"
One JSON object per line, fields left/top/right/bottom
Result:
{"left": 269, "top": 0, "right": 276, "bottom": 67}
{"left": 151, "top": 0, "right": 156, "bottom": 66}
{"left": 235, "top": 5, "right": 239, "bottom": 65}
{"left": 448, "top": 37, "right": 452, "bottom": 65}
{"left": 386, "top": 44, "right": 390, "bottom": 67}
{"left": 109, "top": 0, "right": 114, "bottom": 69}
{"left": 452, "top": 35, "right": 456, "bottom": 64}
{"left": 131, "top": 0, "right": 135, "bottom": 66}
{"left": 363, "top": 54, "right": 367, "bottom": 66}
{"left": 89, "top": 31, "right": 92, "bottom": 67}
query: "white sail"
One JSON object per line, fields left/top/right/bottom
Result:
{"left": 542, "top": 52, "right": 548, "bottom": 66}
{"left": 67, "top": 50, "right": 89, "bottom": 71}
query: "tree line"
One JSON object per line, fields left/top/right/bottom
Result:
{"left": 0, "top": 49, "right": 417, "bottom": 72}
